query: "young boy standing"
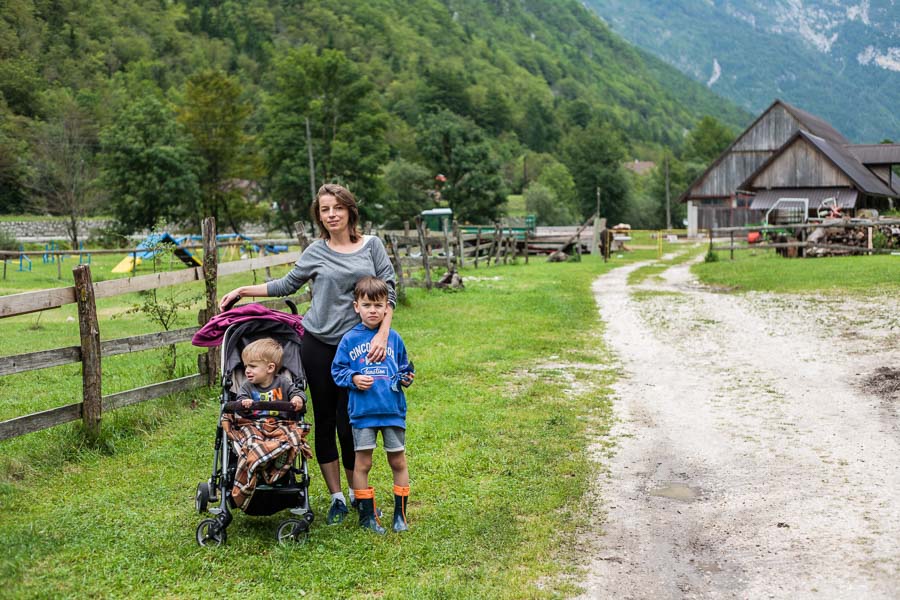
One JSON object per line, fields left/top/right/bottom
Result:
{"left": 238, "top": 338, "right": 305, "bottom": 414}
{"left": 331, "top": 276, "right": 415, "bottom": 534}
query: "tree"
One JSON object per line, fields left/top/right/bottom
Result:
{"left": 263, "top": 45, "right": 390, "bottom": 231}
{"left": 0, "top": 107, "right": 29, "bottom": 214}
{"left": 416, "top": 110, "right": 505, "bottom": 223}
{"left": 99, "top": 95, "right": 200, "bottom": 234}
{"left": 27, "top": 93, "right": 98, "bottom": 249}
{"left": 380, "top": 158, "right": 433, "bottom": 228}
{"left": 518, "top": 95, "right": 559, "bottom": 153}
{"left": 560, "top": 121, "right": 630, "bottom": 223}
{"left": 683, "top": 116, "right": 735, "bottom": 164}
{"left": 524, "top": 182, "right": 577, "bottom": 226}
{"left": 178, "top": 69, "right": 256, "bottom": 232}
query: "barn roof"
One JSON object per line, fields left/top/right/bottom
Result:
{"left": 778, "top": 100, "right": 849, "bottom": 145}
{"left": 845, "top": 144, "right": 900, "bottom": 165}
{"left": 740, "top": 131, "right": 898, "bottom": 198}
{"left": 679, "top": 99, "right": 849, "bottom": 203}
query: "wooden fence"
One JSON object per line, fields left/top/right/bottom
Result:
{"left": 381, "top": 217, "right": 528, "bottom": 290}
{"left": 0, "top": 218, "right": 310, "bottom": 442}
{"left": 0, "top": 215, "right": 540, "bottom": 441}
{"left": 709, "top": 219, "right": 900, "bottom": 259}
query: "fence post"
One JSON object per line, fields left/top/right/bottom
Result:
{"left": 387, "top": 233, "right": 405, "bottom": 292}
{"left": 442, "top": 219, "right": 453, "bottom": 271}
{"left": 202, "top": 217, "right": 220, "bottom": 386}
{"left": 730, "top": 231, "right": 734, "bottom": 261}
{"left": 415, "top": 216, "right": 433, "bottom": 290}
{"left": 453, "top": 220, "right": 464, "bottom": 269}
{"left": 474, "top": 227, "right": 482, "bottom": 269}
{"left": 73, "top": 264, "right": 102, "bottom": 438}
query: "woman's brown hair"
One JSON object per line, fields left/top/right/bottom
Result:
{"left": 311, "top": 183, "right": 361, "bottom": 242}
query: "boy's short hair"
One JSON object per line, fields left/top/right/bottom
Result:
{"left": 354, "top": 276, "right": 390, "bottom": 302}
{"left": 241, "top": 338, "right": 283, "bottom": 370}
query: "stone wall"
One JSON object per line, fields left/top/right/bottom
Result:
{"left": 0, "top": 219, "right": 273, "bottom": 243}
{"left": 0, "top": 219, "right": 116, "bottom": 243}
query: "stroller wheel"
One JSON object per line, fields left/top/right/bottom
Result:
{"left": 276, "top": 519, "right": 309, "bottom": 545}
{"left": 196, "top": 518, "right": 227, "bottom": 547}
{"left": 195, "top": 483, "right": 211, "bottom": 513}
{"left": 303, "top": 511, "right": 314, "bottom": 525}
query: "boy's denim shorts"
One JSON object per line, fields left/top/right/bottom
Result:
{"left": 352, "top": 426, "right": 405, "bottom": 452}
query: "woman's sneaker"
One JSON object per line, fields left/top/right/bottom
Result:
{"left": 326, "top": 498, "right": 349, "bottom": 524}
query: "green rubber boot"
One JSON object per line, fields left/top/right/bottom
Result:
{"left": 356, "top": 488, "right": 386, "bottom": 535}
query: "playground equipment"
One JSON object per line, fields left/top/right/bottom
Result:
{"left": 43, "top": 241, "right": 63, "bottom": 264}
{"left": 112, "top": 233, "right": 202, "bottom": 274}
{"left": 215, "top": 233, "right": 288, "bottom": 261}
{"left": 78, "top": 242, "right": 92, "bottom": 265}
{"left": 17, "top": 245, "right": 32, "bottom": 272}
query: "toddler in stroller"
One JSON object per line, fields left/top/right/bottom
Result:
{"left": 192, "top": 302, "right": 314, "bottom": 546}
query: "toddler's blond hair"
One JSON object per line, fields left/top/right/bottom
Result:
{"left": 241, "top": 338, "right": 283, "bottom": 370}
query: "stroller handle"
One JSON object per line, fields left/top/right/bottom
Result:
{"left": 221, "top": 298, "right": 298, "bottom": 314}
{"left": 223, "top": 400, "right": 306, "bottom": 416}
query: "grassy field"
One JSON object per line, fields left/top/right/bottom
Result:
{"left": 0, "top": 248, "right": 632, "bottom": 598}
{"left": 693, "top": 249, "right": 900, "bottom": 294}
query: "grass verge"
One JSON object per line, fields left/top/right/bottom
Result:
{"left": 0, "top": 253, "right": 626, "bottom": 598}
{"left": 692, "top": 250, "right": 900, "bottom": 294}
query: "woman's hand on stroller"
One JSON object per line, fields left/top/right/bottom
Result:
{"left": 219, "top": 288, "right": 243, "bottom": 311}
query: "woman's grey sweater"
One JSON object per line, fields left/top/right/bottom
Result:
{"left": 266, "top": 236, "right": 397, "bottom": 345}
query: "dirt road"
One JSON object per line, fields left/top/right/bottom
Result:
{"left": 577, "top": 257, "right": 900, "bottom": 599}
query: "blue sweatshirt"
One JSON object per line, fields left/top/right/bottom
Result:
{"left": 331, "top": 322, "right": 414, "bottom": 429}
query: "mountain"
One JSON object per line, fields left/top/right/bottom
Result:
{"left": 585, "top": 0, "right": 900, "bottom": 143}
{"left": 0, "top": 0, "right": 751, "bottom": 224}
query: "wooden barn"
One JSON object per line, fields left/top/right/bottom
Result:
{"left": 681, "top": 99, "right": 900, "bottom": 236}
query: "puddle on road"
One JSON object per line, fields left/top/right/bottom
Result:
{"left": 649, "top": 483, "right": 700, "bottom": 501}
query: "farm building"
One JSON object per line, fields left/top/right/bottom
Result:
{"left": 682, "top": 99, "right": 900, "bottom": 236}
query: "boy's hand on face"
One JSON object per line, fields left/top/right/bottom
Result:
{"left": 241, "top": 398, "right": 253, "bottom": 408}
{"left": 352, "top": 374, "right": 374, "bottom": 391}
{"left": 290, "top": 396, "right": 304, "bottom": 411}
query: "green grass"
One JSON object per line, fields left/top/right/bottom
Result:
{"left": 627, "top": 242, "right": 704, "bottom": 285}
{"left": 692, "top": 250, "right": 900, "bottom": 294}
{"left": 0, "top": 252, "right": 628, "bottom": 598}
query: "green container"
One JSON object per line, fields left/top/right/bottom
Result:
{"left": 421, "top": 208, "right": 453, "bottom": 232}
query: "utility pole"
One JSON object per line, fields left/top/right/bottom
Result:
{"left": 665, "top": 154, "right": 672, "bottom": 231}
{"left": 306, "top": 117, "right": 316, "bottom": 205}
{"left": 591, "top": 187, "right": 602, "bottom": 256}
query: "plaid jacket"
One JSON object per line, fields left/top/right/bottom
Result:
{"left": 222, "top": 414, "right": 312, "bottom": 509}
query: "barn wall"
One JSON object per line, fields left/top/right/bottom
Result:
{"left": 692, "top": 151, "right": 772, "bottom": 196}
{"left": 733, "top": 105, "right": 799, "bottom": 152}
{"left": 752, "top": 140, "right": 853, "bottom": 188}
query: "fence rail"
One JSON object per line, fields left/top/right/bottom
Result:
{"left": 0, "top": 216, "right": 537, "bottom": 441}
{"left": 709, "top": 219, "right": 900, "bottom": 259}
{"left": 0, "top": 218, "right": 307, "bottom": 442}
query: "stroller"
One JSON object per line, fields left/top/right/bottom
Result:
{"left": 193, "top": 301, "right": 314, "bottom": 546}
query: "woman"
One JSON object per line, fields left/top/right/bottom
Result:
{"left": 219, "top": 183, "right": 397, "bottom": 524}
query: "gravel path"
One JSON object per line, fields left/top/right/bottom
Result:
{"left": 577, "top": 258, "right": 900, "bottom": 599}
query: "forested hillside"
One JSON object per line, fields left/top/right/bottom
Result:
{"left": 0, "top": 0, "right": 749, "bottom": 234}
{"left": 586, "top": 0, "right": 900, "bottom": 143}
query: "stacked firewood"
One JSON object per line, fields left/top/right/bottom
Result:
{"left": 806, "top": 222, "right": 900, "bottom": 256}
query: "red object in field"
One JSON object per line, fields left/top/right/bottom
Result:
{"left": 747, "top": 231, "right": 761, "bottom": 244}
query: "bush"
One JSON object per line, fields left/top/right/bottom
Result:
{"left": 0, "top": 229, "right": 19, "bottom": 252}
{"left": 88, "top": 225, "right": 130, "bottom": 249}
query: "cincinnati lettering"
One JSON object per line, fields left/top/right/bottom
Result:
{"left": 349, "top": 343, "right": 396, "bottom": 362}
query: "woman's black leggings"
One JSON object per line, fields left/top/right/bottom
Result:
{"left": 300, "top": 332, "right": 355, "bottom": 471}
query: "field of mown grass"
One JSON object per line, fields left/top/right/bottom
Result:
{"left": 0, "top": 247, "right": 634, "bottom": 598}
{"left": 692, "top": 249, "right": 900, "bottom": 294}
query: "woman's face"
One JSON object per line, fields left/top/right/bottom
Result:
{"left": 318, "top": 195, "right": 349, "bottom": 235}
